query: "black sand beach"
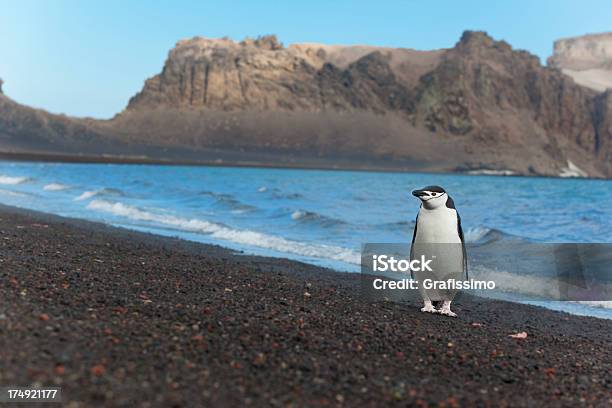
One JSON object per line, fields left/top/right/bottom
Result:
{"left": 0, "top": 204, "right": 610, "bottom": 407}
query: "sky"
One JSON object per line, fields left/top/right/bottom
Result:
{"left": 1, "top": 0, "right": 611, "bottom": 119}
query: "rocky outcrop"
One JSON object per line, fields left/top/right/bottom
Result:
{"left": 548, "top": 32, "right": 612, "bottom": 92}
{"left": 125, "top": 35, "right": 436, "bottom": 115}
{"left": 408, "top": 31, "right": 612, "bottom": 175}
{"left": 549, "top": 32, "right": 612, "bottom": 71}
{"left": 1, "top": 32, "right": 612, "bottom": 177}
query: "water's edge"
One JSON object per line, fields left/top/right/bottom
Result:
{"left": 0, "top": 161, "right": 610, "bottom": 319}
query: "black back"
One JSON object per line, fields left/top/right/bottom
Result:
{"left": 447, "top": 194, "right": 468, "bottom": 278}
{"left": 456, "top": 211, "right": 469, "bottom": 279}
{"left": 445, "top": 195, "right": 455, "bottom": 209}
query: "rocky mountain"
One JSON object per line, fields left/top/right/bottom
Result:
{"left": 548, "top": 32, "right": 612, "bottom": 92}
{"left": 1, "top": 31, "right": 612, "bottom": 177}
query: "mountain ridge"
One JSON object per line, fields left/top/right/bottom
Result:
{"left": 1, "top": 31, "right": 612, "bottom": 177}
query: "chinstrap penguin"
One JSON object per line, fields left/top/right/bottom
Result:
{"left": 411, "top": 185, "right": 467, "bottom": 317}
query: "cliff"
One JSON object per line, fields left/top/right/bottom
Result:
{"left": 1, "top": 31, "right": 612, "bottom": 177}
{"left": 548, "top": 32, "right": 612, "bottom": 92}
{"left": 125, "top": 35, "right": 443, "bottom": 113}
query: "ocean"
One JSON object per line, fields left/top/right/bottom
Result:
{"left": 0, "top": 161, "right": 610, "bottom": 319}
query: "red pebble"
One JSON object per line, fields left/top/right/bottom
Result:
{"left": 90, "top": 365, "right": 106, "bottom": 376}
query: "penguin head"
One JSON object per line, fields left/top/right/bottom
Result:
{"left": 412, "top": 185, "right": 447, "bottom": 209}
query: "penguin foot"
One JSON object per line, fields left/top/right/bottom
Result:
{"left": 420, "top": 304, "right": 436, "bottom": 313}
{"left": 438, "top": 308, "right": 457, "bottom": 317}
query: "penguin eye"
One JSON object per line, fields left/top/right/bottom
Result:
{"left": 431, "top": 193, "right": 438, "bottom": 196}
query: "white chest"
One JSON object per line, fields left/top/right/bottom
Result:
{"left": 415, "top": 207, "right": 461, "bottom": 243}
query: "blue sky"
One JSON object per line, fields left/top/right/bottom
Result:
{"left": 1, "top": 0, "right": 611, "bottom": 118}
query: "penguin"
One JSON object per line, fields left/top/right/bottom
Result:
{"left": 410, "top": 186, "right": 467, "bottom": 317}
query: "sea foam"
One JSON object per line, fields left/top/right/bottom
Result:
{"left": 43, "top": 183, "right": 70, "bottom": 191}
{"left": 0, "top": 188, "right": 30, "bottom": 197}
{"left": 574, "top": 301, "right": 612, "bottom": 309}
{"left": 471, "top": 265, "right": 562, "bottom": 299}
{"left": 87, "top": 199, "right": 360, "bottom": 265}
{"left": 75, "top": 188, "right": 125, "bottom": 201}
{"left": 0, "top": 175, "right": 30, "bottom": 185}
{"left": 75, "top": 191, "right": 98, "bottom": 201}
{"left": 464, "top": 226, "right": 492, "bottom": 243}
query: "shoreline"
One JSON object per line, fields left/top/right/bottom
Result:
{"left": 0, "top": 151, "right": 606, "bottom": 181}
{"left": 0, "top": 204, "right": 610, "bottom": 406}
{"left": 0, "top": 150, "right": 443, "bottom": 174}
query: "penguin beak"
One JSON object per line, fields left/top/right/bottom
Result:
{"left": 412, "top": 190, "right": 428, "bottom": 198}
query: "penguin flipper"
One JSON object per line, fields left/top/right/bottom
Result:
{"left": 457, "top": 213, "right": 468, "bottom": 280}
{"left": 410, "top": 214, "right": 418, "bottom": 279}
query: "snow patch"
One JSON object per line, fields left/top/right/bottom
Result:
{"left": 560, "top": 160, "right": 588, "bottom": 178}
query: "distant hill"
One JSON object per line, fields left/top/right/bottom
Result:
{"left": 1, "top": 31, "right": 612, "bottom": 177}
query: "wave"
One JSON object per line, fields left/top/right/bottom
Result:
{"left": 43, "top": 183, "right": 71, "bottom": 191}
{"left": 464, "top": 226, "right": 525, "bottom": 244}
{"left": 368, "top": 223, "right": 520, "bottom": 242}
{"left": 74, "top": 188, "right": 126, "bottom": 201}
{"left": 273, "top": 192, "right": 304, "bottom": 200}
{"left": 255, "top": 186, "right": 303, "bottom": 200}
{"left": 87, "top": 199, "right": 360, "bottom": 265}
{"left": 471, "top": 263, "right": 612, "bottom": 305}
{"left": 0, "top": 175, "right": 31, "bottom": 185}
{"left": 573, "top": 301, "right": 612, "bottom": 309}
{"left": 0, "top": 188, "right": 32, "bottom": 197}
{"left": 471, "top": 265, "right": 563, "bottom": 299}
{"left": 464, "top": 227, "right": 492, "bottom": 243}
{"left": 379, "top": 220, "right": 412, "bottom": 231}
{"left": 291, "top": 210, "right": 346, "bottom": 227}
{"left": 198, "top": 191, "right": 257, "bottom": 212}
